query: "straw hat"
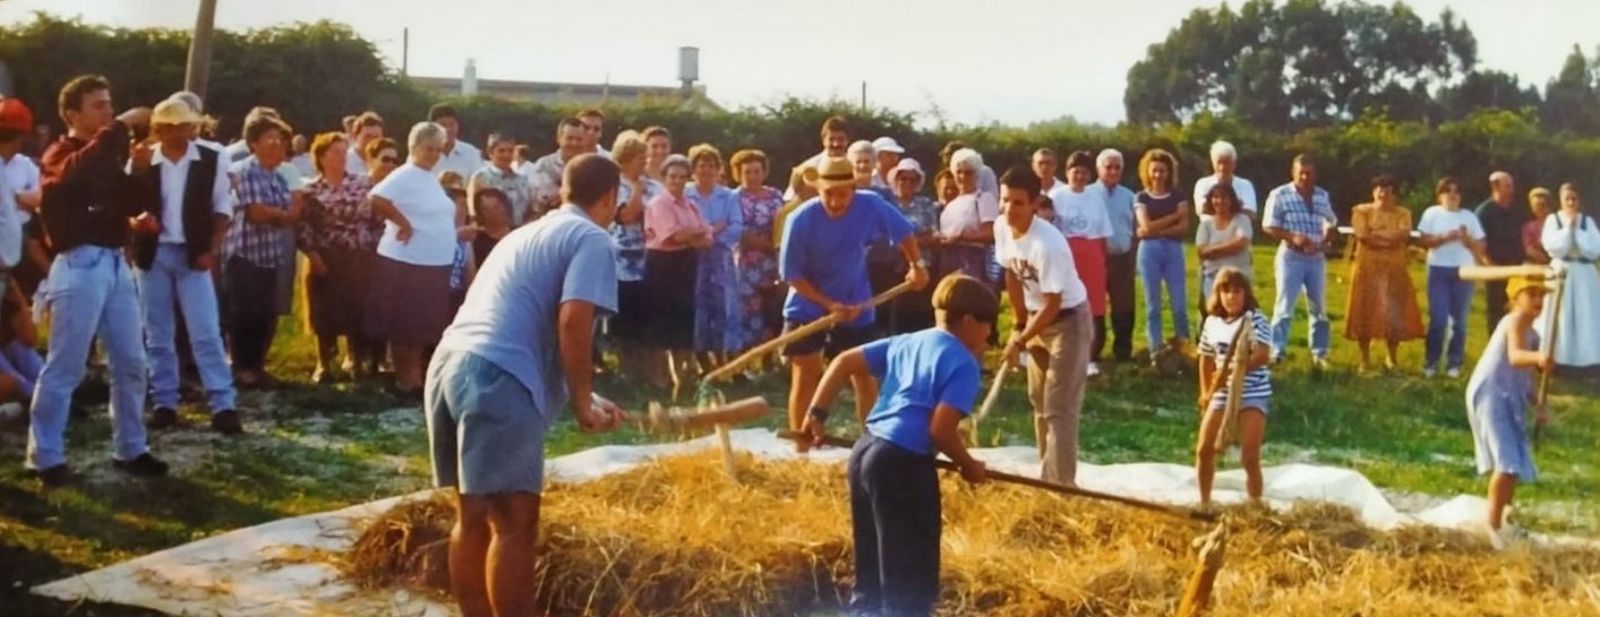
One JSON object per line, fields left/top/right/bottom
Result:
{"left": 803, "top": 157, "right": 856, "bottom": 190}
{"left": 150, "top": 98, "right": 201, "bottom": 127}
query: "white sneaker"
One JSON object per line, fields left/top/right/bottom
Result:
{"left": 1447, "top": 367, "right": 1462, "bottom": 379}
{"left": 1312, "top": 357, "right": 1331, "bottom": 371}
{"left": 1087, "top": 362, "right": 1102, "bottom": 377}
{"left": 1423, "top": 367, "right": 1437, "bottom": 378}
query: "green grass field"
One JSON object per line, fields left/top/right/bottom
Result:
{"left": 1, "top": 244, "right": 1596, "bottom": 615}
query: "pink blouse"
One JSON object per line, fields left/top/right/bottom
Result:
{"left": 644, "top": 191, "right": 708, "bottom": 251}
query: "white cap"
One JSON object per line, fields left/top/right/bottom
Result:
{"left": 871, "top": 136, "right": 905, "bottom": 154}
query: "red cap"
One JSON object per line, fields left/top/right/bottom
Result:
{"left": 0, "top": 98, "right": 35, "bottom": 133}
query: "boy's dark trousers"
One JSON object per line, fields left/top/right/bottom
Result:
{"left": 848, "top": 433, "right": 941, "bottom": 617}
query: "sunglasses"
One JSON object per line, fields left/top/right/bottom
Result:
{"left": 380, "top": 155, "right": 401, "bottom": 164}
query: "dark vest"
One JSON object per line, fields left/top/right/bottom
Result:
{"left": 134, "top": 145, "right": 221, "bottom": 270}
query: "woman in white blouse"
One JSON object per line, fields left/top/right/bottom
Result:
{"left": 1539, "top": 182, "right": 1600, "bottom": 367}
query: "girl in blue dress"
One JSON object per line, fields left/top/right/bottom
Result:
{"left": 1465, "top": 275, "right": 1552, "bottom": 545}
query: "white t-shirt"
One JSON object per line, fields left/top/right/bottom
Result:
{"left": 1052, "top": 187, "right": 1113, "bottom": 240}
{"left": 1193, "top": 174, "right": 1259, "bottom": 217}
{"left": 154, "top": 142, "right": 233, "bottom": 243}
{"left": 373, "top": 163, "right": 459, "bottom": 266}
{"left": 939, "top": 192, "right": 1000, "bottom": 237}
{"left": 1416, "top": 205, "right": 1486, "bottom": 267}
{"left": 1, "top": 153, "right": 39, "bottom": 228}
{"left": 0, "top": 158, "right": 17, "bottom": 268}
{"left": 994, "top": 216, "right": 1087, "bottom": 311}
{"left": 435, "top": 140, "right": 483, "bottom": 181}
{"left": 1040, "top": 180, "right": 1071, "bottom": 212}
{"left": 347, "top": 143, "right": 370, "bottom": 177}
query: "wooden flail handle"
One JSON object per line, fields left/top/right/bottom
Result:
{"left": 701, "top": 281, "right": 917, "bottom": 384}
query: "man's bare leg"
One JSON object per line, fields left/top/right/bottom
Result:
{"left": 485, "top": 492, "right": 542, "bottom": 617}
{"left": 450, "top": 492, "right": 493, "bottom": 617}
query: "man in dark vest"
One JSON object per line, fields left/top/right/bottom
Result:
{"left": 30, "top": 75, "right": 163, "bottom": 486}
{"left": 132, "top": 98, "right": 239, "bottom": 434}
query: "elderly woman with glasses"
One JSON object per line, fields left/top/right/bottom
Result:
{"left": 366, "top": 122, "right": 459, "bottom": 399}
{"left": 224, "top": 114, "right": 303, "bottom": 389}
{"left": 297, "top": 131, "right": 382, "bottom": 382}
{"left": 937, "top": 148, "right": 999, "bottom": 287}
{"left": 686, "top": 144, "right": 745, "bottom": 363}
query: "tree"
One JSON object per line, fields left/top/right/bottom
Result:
{"left": 1436, "top": 70, "right": 1541, "bottom": 121}
{"left": 1542, "top": 45, "right": 1600, "bottom": 135}
{"left": 1125, "top": 0, "right": 1478, "bottom": 130}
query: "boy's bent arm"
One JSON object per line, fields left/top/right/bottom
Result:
{"left": 929, "top": 404, "right": 985, "bottom": 483}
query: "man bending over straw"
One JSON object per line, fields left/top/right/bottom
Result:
{"left": 799, "top": 273, "right": 994, "bottom": 616}
{"left": 425, "top": 154, "right": 631, "bottom": 617}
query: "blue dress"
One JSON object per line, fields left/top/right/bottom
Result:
{"left": 689, "top": 183, "right": 744, "bottom": 352}
{"left": 1464, "top": 315, "right": 1539, "bottom": 480}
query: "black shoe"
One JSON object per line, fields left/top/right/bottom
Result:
{"left": 146, "top": 407, "right": 179, "bottom": 430}
{"left": 32, "top": 463, "right": 77, "bottom": 488}
{"left": 210, "top": 409, "right": 243, "bottom": 435}
{"left": 112, "top": 453, "right": 169, "bottom": 477}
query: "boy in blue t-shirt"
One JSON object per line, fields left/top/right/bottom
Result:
{"left": 799, "top": 273, "right": 994, "bottom": 617}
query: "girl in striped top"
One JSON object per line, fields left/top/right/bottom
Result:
{"left": 1195, "top": 267, "right": 1272, "bottom": 508}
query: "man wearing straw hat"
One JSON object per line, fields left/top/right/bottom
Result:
{"left": 129, "top": 97, "right": 240, "bottom": 435}
{"left": 779, "top": 157, "right": 929, "bottom": 446}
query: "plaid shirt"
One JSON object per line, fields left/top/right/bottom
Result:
{"left": 225, "top": 160, "right": 292, "bottom": 268}
{"left": 1263, "top": 183, "right": 1336, "bottom": 253}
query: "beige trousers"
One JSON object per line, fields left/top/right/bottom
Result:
{"left": 1027, "top": 303, "right": 1093, "bottom": 486}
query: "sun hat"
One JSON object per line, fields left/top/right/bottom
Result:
{"left": 150, "top": 97, "right": 201, "bottom": 127}
{"left": 1506, "top": 275, "right": 1548, "bottom": 301}
{"left": 872, "top": 136, "right": 905, "bottom": 155}
{"left": 0, "top": 97, "right": 34, "bottom": 133}
{"left": 803, "top": 157, "right": 857, "bottom": 190}
{"left": 886, "top": 158, "right": 926, "bottom": 191}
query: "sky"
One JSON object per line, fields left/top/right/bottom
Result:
{"left": 4, "top": 0, "right": 1599, "bottom": 127}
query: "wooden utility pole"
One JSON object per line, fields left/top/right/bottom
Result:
{"left": 402, "top": 28, "right": 409, "bottom": 77}
{"left": 184, "top": 0, "right": 218, "bottom": 98}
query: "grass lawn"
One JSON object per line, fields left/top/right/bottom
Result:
{"left": 2, "top": 244, "right": 1596, "bottom": 615}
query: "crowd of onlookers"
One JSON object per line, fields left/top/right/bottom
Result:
{"left": 0, "top": 70, "right": 1595, "bottom": 487}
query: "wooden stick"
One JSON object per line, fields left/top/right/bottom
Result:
{"left": 701, "top": 281, "right": 917, "bottom": 384}
{"left": 638, "top": 397, "right": 769, "bottom": 435}
{"left": 1535, "top": 271, "right": 1566, "bottom": 447}
{"left": 1215, "top": 312, "right": 1254, "bottom": 451}
{"left": 1176, "top": 524, "right": 1229, "bottom": 617}
{"left": 779, "top": 431, "right": 1218, "bottom": 523}
{"left": 1456, "top": 264, "right": 1553, "bottom": 282}
{"left": 967, "top": 356, "right": 1014, "bottom": 445}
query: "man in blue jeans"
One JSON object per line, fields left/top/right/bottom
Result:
{"left": 130, "top": 98, "right": 240, "bottom": 434}
{"left": 1262, "top": 154, "right": 1337, "bottom": 368}
{"left": 30, "top": 75, "right": 166, "bottom": 486}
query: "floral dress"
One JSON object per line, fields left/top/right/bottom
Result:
{"left": 689, "top": 184, "right": 745, "bottom": 352}
{"left": 733, "top": 186, "right": 784, "bottom": 346}
{"left": 611, "top": 176, "right": 665, "bottom": 283}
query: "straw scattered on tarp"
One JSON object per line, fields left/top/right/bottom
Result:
{"left": 346, "top": 450, "right": 1600, "bottom": 616}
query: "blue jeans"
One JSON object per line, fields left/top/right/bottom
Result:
{"left": 1425, "top": 265, "right": 1474, "bottom": 371}
{"left": 1269, "top": 248, "right": 1330, "bottom": 359}
{"left": 27, "top": 246, "right": 149, "bottom": 470}
{"left": 1138, "top": 238, "right": 1189, "bottom": 351}
{"left": 138, "top": 244, "right": 236, "bottom": 412}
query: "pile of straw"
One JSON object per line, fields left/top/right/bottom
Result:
{"left": 346, "top": 451, "right": 1600, "bottom": 616}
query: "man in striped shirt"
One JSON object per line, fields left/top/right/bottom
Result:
{"left": 1261, "top": 154, "right": 1337, "bottom": 368}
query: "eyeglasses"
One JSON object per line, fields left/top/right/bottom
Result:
{"left": 380, "top": 155, "right": 401, "bottom": 164}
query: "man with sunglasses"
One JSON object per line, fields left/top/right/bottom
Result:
{"left": 994, "top": 167, "right": 1091, "bottom": 487}
{"left": 577, "top": 109, "right": 610, "bottom": 159}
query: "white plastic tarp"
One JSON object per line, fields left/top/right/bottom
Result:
{"left": 32, "top": 429, "right": 1508, "bottom": 616}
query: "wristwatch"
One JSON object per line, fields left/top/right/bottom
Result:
{"left": 807, "top": 406, "right": 831, "bottom": 423}
{"left": 914, "top": 258, "right": 930, "bottom": 270}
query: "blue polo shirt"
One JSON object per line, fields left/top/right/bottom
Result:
{"left": 436, "top": 204, "right": 618, "bottom": 417}
{"left": 861, "top": 329, "right": 982, "bottom": 455}
{"left": 780, "top": 190, "right": 914, "bottom": 328}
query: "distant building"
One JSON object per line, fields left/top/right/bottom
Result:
{"left": 409, "top": 47, "right": 720, "bottom": 112}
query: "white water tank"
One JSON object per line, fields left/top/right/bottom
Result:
{"left": 463, "top": 58, "right": 478, "bottom": 96}
{"left": 678, "top": 47, "right": 699, "bottom": 90}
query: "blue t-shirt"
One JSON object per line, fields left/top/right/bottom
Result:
{"left": 780, "top": 191, "right": 914, "bottom": 327}
{"left": 437, "top": 204, "right": 618, "bottom": 417}
{"left": 861, "top": 329, "right": 982, "bottom": 455}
